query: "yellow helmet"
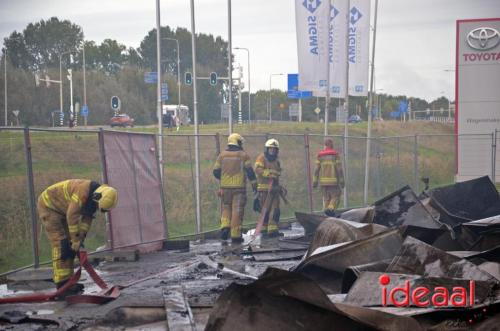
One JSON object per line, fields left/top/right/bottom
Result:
{"left": 93, "top": 185, "right": 118, "bottom": 211}
{"left": 227, "top": 133, "right": 244, "bottom": 147}
{"left": 265, "top": 138, "right": 279, "bottom": 149}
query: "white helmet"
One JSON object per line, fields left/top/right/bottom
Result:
{"left": 265, "top": 138, "right": 279, "bottom": 149}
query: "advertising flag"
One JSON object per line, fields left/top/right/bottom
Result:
{"left": 295, "top": 0, "right": 330, "bottom": 94}
{"left": 348, "top": 0, "right": 370, "bottom": 96}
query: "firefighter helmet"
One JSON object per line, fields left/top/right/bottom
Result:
{"left": 93, "top": 185, "right": 118, "bottom": 211}
{"left": 227, "top": 133, "right": 244, "bottom": 147}
{"left": 265, "top": 138, "right": 279, "bottom": 149}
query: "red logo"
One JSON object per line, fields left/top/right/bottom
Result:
{"left": 379, "top": 274, "right": 475, "bottom": 307}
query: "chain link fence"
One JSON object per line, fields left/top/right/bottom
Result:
{"left": 1, "top": 127, "right": 498, "bottom": 272}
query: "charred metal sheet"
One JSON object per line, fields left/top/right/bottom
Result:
{"left": 429, "top": 176, "right": 500, "bottom": 226}
{"left": 295, "top": 212, "right": 327, "bottom": 236}
{"left": 305, "top": 217, "right": 387, "bottom": 258}
{"left": 339, "top": 206, "right": 375, "bottom": 223}
{"left": 399, "top": 225, "right": 447, "bottom": 245}
{"left": 478, "top": 262, "right": 500, "bottom": 281}
{"left": 387, "top": 236, "right": 497, "bottom": 281}
{"left": 464, "top": 245, "right": 500, "bottom": 263}
{"left": 341, "top": 260, "right": 392, "bottom": 293}
{"left": 462, "top": 215, "right": 500, "bottom": 235}
{"left": 372, "top": 186, "right": 443, "bottom": 229}
{"left": 345, "top": 271, "right": 495, "bottom": 307}
{"left": 163, "top": 286, "right": 195, "bottom": 331}
{"left": 205, "top": 268, "right": 422, "bottom": 331}
{"left": 294, "top": 228, "right": 403, "bottom": 274}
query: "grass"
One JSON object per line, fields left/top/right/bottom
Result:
{"left": 0, "top": 120, "right": 468, "bottom": 273}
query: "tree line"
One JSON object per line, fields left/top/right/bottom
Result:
{"left": 0, "top": 17, "right": 451, "bottom": 126}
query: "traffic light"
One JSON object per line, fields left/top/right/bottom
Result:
{"left": 185, "top": 72, "right": 192, "bottom": 85}
{"left": 111, "top": 96, "right": 121, "bottom": 110}
{"left": 209, "top": 72, "right": 217, "bottom": 86}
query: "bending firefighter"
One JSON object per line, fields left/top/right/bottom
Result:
{"left": 37, "top": 179, "right": 118, "bottom": 295}
{"left": 313, "top": 138, "right": 344, "bottom": 216}
{"left": 254, "top": 139, "right": 283, "bottom": 237}
{"left": 213, "top": 133, "right": 257, "bottom": 243}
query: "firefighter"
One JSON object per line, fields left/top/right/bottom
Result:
{"left": 254, "top": 138, "right": 282, "bottom": 237}
{"left": 37, "top": 179, "right": 118, "bottom": 295}
{"left": 213, "top": 133, "right": 257, "bottom": 243}
{"left": 313, "top": 138, "right": 345, "bottom": 216}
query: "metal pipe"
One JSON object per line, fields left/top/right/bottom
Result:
{"left": 59, "top": 55, "right": 63, "bottom": 123}
{"left": 23, "top": 127, "right": 39, "bottom": 268}
{"left": 227, "top": 0, "right": 233, "bottom": 134}
{"left": 190, "top": 0, "right": 202, "bottom": 233}
{"left": 155, "top": 0, "right": 163, "bottom": 180}
{"left": 82, "top": 43, "right": 87, "bottom": 127}
{"left": 97, "top": 129, "right": 113, "bottom": 249}
{"left": 164, "top": 38, "right": 181, "bottom": 113}
{"left": 363, "top": 0, "right": 379, "bottom": 206}
{"left": 304, "top": 133, "right": 313, "bottom": 212}
{"left": 4, "top": 51, "right": 6, "bottom": 126}
{"left": 343, "top": 0, "right": 351, "bottom": 208}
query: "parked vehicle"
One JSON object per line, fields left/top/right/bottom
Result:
{"left": 348, "top": 114, "right": 362, "bottom": 123}
{"left": 162, "top": 105, "right": 191, "bottom": 126}
{"left": 110, "top": 114, "right": 134, "bottom": 127}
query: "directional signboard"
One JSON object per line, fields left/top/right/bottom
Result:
{"left": 81, "top": 105, "right": 89, "bottom": 117}
{"left": 144, "top": 72, "right": 158, "bottom": 84}
{"left": 287, "top": 74, "right": 312, "bottom": 99}
{"left": 161, "top": 83, "right": 169, "bottom": 101}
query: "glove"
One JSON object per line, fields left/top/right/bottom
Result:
{"left": 71, "top": 240, "right": 82, "bottom": 253}
{"left": 60, "top": 239, "right": 76, "bottom": 260}
{"left": 251, "top": 182, "right": 258, "bottom": 194}
{"left": 313, "top": 181, "right": 318, "bottom": 188}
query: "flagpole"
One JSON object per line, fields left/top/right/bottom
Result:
{"left": 363, "top": 0, "right": 379, "bottom": 205}
{"left": 343, "top": 0, "right": 351, "bottom": 208}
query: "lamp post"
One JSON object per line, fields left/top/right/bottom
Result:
{"left": 376, "top": 88, "right": 384, "bottom": 120}
{"left": 268, "top": 73, "right": 284, "bottom": 123}
{"left": 163, "top": 37, "right": 181, "bottom": 113}
{"left": 234, "top": 47, "right": 250, "bottom": 122}
{"left": 3, "top": 48, "right": 7, "bottom": 126}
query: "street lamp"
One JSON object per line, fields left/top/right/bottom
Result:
{"left": 269, "top": 73, "right": 284, "bottom": 123}
{"left": 163, "top": 37, "right": 181, "bottom": 113}
{"left": 234, "top": 47, "right": 250, "bottom": 122}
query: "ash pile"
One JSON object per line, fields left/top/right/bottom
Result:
{"left": 207, "top": 176, "right": 500, "bottom": 331}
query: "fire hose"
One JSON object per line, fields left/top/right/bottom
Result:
{"left": 0, "top": 250, "right": 120, "bottom": 305}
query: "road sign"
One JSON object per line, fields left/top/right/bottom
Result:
{"left": 144, "top": 72, "right": 158, "bottom": 84}
{"left": 161, "top": 83, "right": 169, "bottom": 101}
{"left": 287, "top": 74, "right": 312, "bottom": 99}
{"left": 81, "top": 105, "right": 89, "bottom": 117}
{"left": 314, "top": 107, "right": 321, "bottom": 115}
{"left": 289, "top": 104, "right": 299, "bottom": 117}
{"left": 12, "top": 110, "right": 20, "bottom": 117}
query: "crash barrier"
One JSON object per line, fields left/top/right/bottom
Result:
{"left": 0, "top": 127, "right": 498, "bottom": 272}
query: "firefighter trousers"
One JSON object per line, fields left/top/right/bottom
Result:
{"left": 258, "top": 191, "right": 280, "bottom": 234}
{"left": 37, "top": 198, "right": 74, "bottom": 284}
{"left": 321, "top": 185, "right": 342, "bottom": 214}
{"left": 220, "top": 188, "right": 247, "bottom": 239}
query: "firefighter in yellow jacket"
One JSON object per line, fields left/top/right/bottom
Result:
{"left": 313, "top": 138, "right": 344, "bottom": 216}
{"left": 37, "top": 179, "right": 118, "bottom": 294}
{"left": 213, "top": 133, "right": 257, "bottom": 243}
{"left": 254, "top": 138, "right": 282, "bottom": 237}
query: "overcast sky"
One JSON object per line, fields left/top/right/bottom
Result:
{"left": 1, "top": 0, "right": 499, "bottom": 102}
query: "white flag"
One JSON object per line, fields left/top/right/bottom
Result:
{"left": 348, "top": 0, "right": 370, "bottom": 96}
{"left": 329, "top": 0, "right": 348, "bottom": 97}
{"left": 295, "top": 0, "right": 330, "bottom": 95}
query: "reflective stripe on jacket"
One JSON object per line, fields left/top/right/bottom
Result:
{"left": 254, "top": 153, "right": 281, "bottom": 191}
{"left": 313, "top": 148, "right": 342, "bottom": 186}
{"left": 213, "top": 150, "right": 254, "bottom": 188}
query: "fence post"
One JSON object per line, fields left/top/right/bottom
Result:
{"left": 397, "top": 136, "right": 401, "bottom": 187}
{"left": 98, "top": 129, "right": 114, "bottom": 249}
{"left": 492, "top": 131, "right": 497, "bottom": 182}
{"left": 303, "top": 133, "right": 313, "bottom": 212}
{"left": 23, "top": 127, "right": 39, "bottom": 268}
{"left": 215, "top": 132, "right": 221, "bottom": 156}
{"left": 376, "top": 139, "right": 381, "bottom": 199}
{"left": 413, "top": 134, "right": 419, "bottom": 192}
{"left": 342, "top": 134, "right": 349, "bottom": 208}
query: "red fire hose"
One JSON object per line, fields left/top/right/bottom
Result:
{"left": 0, "top": 250, "right": 120, "bottom": 304}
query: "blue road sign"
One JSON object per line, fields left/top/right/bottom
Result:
{"left": 81, "top": 105, "right": 89, "bottom": 117}
{"left": 287, "top": 74, "right": 312, "bottom": 99}
{"left": 399, "top": 101, "right": 408, "bottom": 113}
{"left": 144, "top": 72, "right": 158, "bottom": 84}
{"left": 161, "top": 83, "right": 168, "bottom": 101}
